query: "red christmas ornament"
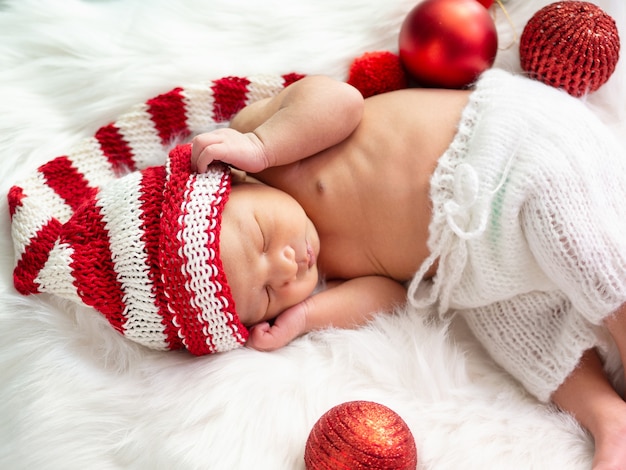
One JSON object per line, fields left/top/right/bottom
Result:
{"left": 347, "top": 51, "right": 409, "bottom": 98}
{"left": 398, "top": 0, "right": 498, "bottom": 89}
{"left": 304, "top": 401, "right": 417, "bottom": 470}
{"left": 520, "top": 1, "right": 621, "bottom": 97}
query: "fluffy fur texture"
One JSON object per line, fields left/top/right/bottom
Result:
{"left": 0, "top": 0, "right": 624, "bottom": 468}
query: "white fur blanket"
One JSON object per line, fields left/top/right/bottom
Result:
{"left": 1, "top": 0, "right": 624, "bottom": 468}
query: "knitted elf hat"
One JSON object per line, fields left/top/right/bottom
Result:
{"left": 8, "top": 73, "right": 304, "bottom": 355}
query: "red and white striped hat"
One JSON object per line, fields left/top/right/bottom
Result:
{"left": 8, "top": 72, "right": 305, "bottom": 354}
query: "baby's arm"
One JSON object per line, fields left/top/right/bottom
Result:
{"left": 191, "top": 75, "right": 364, "bottom": 173}
{"left": 246, "top": 276, "right": 407, "bottom": 351}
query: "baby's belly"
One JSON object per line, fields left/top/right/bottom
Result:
{"left": 310, "top": 191, "right": 434, "bottom": 282}
{"left": 277, "top": 139, "right": 436, "bottom": 281}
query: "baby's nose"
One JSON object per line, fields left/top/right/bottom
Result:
{"left": 274, "top": 246, "right": 298, "bottom": 284}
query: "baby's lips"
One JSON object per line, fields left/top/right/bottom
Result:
{"left": 306, "top": 242, "right": 316, "bottom": 268}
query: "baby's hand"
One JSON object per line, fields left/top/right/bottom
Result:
{"left": 246, "top": 322, "right": 287, "bottom": 352}
{"left": 246, "top": 303, "right": 307, "bottom": 352}
{"left": 190, "top": 128, "right": 268, "bottom": 173}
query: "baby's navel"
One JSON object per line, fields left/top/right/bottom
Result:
{"left": 315, "top": 180, "right": 325, "bottom": 195}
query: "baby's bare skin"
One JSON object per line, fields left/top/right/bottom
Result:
{"left": 192, "top": 76, "right": 469, "bottom": 350}
{"left": 196, "top": 77, "right": 470, "bottom": 282}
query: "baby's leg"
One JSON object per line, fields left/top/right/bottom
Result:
{"left": 552, "top": 348, "right": 626, "bottom": 470}
{"left": 605, "top": 303, "right": 626, "bottom": 377}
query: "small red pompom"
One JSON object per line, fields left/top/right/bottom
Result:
{"left": 304, "top": 401, "right": 418, "bottom": 470}
{"left": 520, "top": 1, "right": 621, "bottom": 97}
{"left": 347, "top": 51, "right": 409, "bottom": 98}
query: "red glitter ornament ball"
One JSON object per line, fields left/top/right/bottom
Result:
{"left": 347, "top": 51, "right": 409, "bottom": 98}
{"left": 304, "top": 401, "right": 417, "bottom": 470}
{"left": 520, "top": 1, "right": 621, "bottom": 97}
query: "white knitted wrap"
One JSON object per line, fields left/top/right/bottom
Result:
{"left": 409, "top": 69, "right": 626, "bottom": 402}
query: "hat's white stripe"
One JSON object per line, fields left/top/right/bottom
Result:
{"left": 114, "top": 104, "right": 167, "bottom": 170}
{"left": 11, "top": 173, "right": 72, "bottom": 260}
{"left": 179, "top": 174, "right": 241, "bottom": 352}
{"left": 36, "top": 240, "right": 82, "bottom": 303}
{"left": 181, "top": 83, "right": 219, "bottom": 136}
{"left": 96, "top": 171, "right": 169, "bottom": 351}
{"left": 66, "top": 136, "right": 117, "bottom": 188}
{"left": 244, "top": 74, "right": 287, "bottom": 104}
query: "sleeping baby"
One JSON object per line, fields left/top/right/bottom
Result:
{"left": 10, "top": 70, "right": 626, "bottom": 469}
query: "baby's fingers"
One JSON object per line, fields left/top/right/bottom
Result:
{"left": 190, "top": 132, "right": 225, "bottom": 172}
{"left": 246, "top": 322, "right": 279, "bottom": 351}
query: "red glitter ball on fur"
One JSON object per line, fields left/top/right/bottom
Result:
{"left": 520, "top": 1, "right": 621, "bottom": 97}
{"left": 304, "top": 401, "right": 417, "bottom": 469}
{"left": 347, "top": 51, "right": 409, "bottom": 98}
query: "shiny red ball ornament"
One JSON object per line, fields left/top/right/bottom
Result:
{"left": 475, "top": 0, "right": 494, "bottom": 8}
{"left": 520, "top": 1, "right": 621, "bottom": 97}
{"left": 304, "top": 401, "right": 417, "bottom": 469}
{"left": 399, "top": 0, "right": 498, "bottom": 89}
{"left": 347, "top": 51, "right": 409, "bottom": 98}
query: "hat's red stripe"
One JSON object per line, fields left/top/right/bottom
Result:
{"left": 39, "top": 156, "right": 97, "bottom": 213}
{"left": 7, "top": 185, "right": 25, "bottom": 220}
{"left": 95, "top": 123, "right": 137, "bottom": 174}
{"left": 282, "top": 72, "right": 306, "bottom": 87}
{"left": 62, "top": 199, "right": 126, "bottom": 333}
{"left": 138, "top": 165, "right": 183, "bottom": 350}
{"left": 146, "top": 87, "right": 190, "bottom": 145}
{"left": 211, "top": 76, "right": 251, "bottom": 122}
{"left": 13, "top": 217, "right": 62, "bottom": 295}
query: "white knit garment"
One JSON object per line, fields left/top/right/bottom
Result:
{"left": 409, "top": 69, "right": 626, "bottom": 402}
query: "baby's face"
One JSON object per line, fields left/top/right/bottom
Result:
{"left": 219, "top": 182, "right": 320, "bottom": 327}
